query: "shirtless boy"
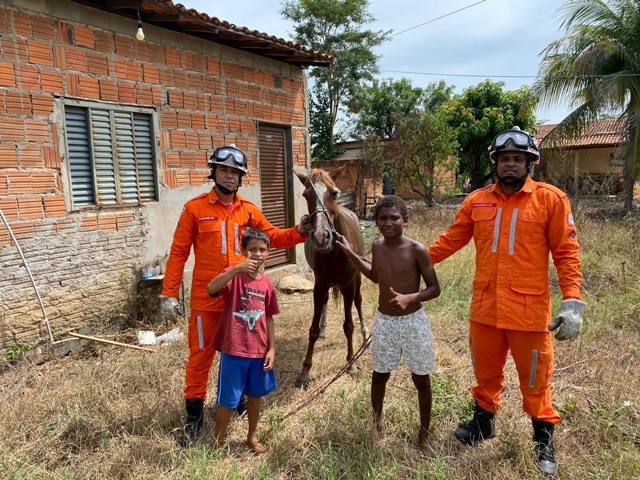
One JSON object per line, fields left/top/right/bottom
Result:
{"left": 336, "top": 195, "right": 440, "bottom": 451}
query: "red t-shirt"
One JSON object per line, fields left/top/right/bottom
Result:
{"left": 211, "top": 269, "right": 280, "bottom": 358}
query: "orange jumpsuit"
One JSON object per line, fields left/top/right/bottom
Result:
{"left": 162, "top": 188, "right": 306, "bottom": 400}
{"left": 428, "top": 176, "right": 582, "bottom": 423}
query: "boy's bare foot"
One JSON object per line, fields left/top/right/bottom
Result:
{"left": 246, "top": 439, "right": 267, "bottom": 454}
{"left": 220, "top": 453, "right": 231, "bottom": 468}
{"left": 418, "top": 427, "right": 430, "bottom": 453}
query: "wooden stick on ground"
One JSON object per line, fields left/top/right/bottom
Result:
{"left": 68, "top": 332, "right": 156, "bottom": 353}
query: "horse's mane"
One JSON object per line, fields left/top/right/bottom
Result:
{"left": 307, "top": 168, "right": 336, "bottom": 187}
{"left": 307, "top": 168, "right": 350, "bottom": 233}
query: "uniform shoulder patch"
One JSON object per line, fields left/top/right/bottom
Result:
{"left": 567, "top": 212, "right": 575, "bottom": 226}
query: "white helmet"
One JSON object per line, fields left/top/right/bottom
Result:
{"left": 489, "top": 126, "right": 540, "bottom": 164}
{"left": 207, "top": 144, "right": 248, "bottom": 175}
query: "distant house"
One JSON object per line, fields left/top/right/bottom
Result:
{"left": 536, "top": 120, "right": 624, "bottom": 195}
{"left": 0, "top": 0, "right": 331, "bottom": 348}
{"left": 312, "top": 141, "right": 383, "bottom": 211}
{"left": 313, "top": 139, "right": 456, "bottom": 212}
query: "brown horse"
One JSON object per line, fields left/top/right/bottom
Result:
{"left": 293, "top": 166, "right": 369, "bottom": 388}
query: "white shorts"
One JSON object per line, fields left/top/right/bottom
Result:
{"left": 371, "top": 308, "right": 436, "bottom": 376}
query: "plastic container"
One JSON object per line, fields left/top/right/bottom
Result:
{"left": 141, "top": 265, "right": 154, "bottom": 279}
{"left": 156, "top": 327, "right": 185, "bottom": 346}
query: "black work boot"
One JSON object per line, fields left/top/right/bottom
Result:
{"left": 183, "top": 398, "right": 204, "bottom": 445}
{"left": 532, "top": 419, "right": 558, "bottom": 477}
{"left": 454, "top": 402, "right": 496, "bottom": 446}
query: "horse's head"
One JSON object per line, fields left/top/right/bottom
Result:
{"left": 295, "top": 166, "right": 345, "bottom": 252}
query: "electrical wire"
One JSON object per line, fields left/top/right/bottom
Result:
{"left": 381, "top": 69, "right": 640, "bottom": 79}
{"left": 391, "top": 0, "right": 486, "bottom": 37}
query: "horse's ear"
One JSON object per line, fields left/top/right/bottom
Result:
{"left": 294, "top": 170, "right": 308, "bottom": 185}
{"left": 330, "top": 164, "right": 347, "bottom": 181}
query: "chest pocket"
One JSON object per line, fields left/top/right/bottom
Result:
{"left": 197, "top": 221, "right": 224, "bottom": 253}
{"left": 515, "top": 208, "right": 548, "bottom": 243}
{"left": 471, "top": 207, "right": 499, "bottom": 240}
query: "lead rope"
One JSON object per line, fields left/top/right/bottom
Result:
{"left": 276, "top": 334, "right": 372, "bottom": 425}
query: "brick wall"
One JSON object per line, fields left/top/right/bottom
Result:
{"left": 0, "top": 1, "right": 309, "bottom": 348}
{"left": 311, "top": 158, "right": 382, "bottom": 203}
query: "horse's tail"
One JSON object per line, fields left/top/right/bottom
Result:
{"left": 331, "top": 287, "right": 341, "bottom": 305}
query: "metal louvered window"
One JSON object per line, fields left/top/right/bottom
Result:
{"left": 63, "top": 101, "right": 158, "bottom": 209}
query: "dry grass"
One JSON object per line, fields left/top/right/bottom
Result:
{"left": 1, "top": 204, "right": 639, "bottom": 479}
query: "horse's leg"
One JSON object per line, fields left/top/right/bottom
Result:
{"left": 354, "top": 275, "right": 369, "bottom": 341}
{"left": 318, "top": 296, "right": 328, "bottom": 339}
{"left": 295, "top": 284, "right": 328, "bottom": 388}
{"left": 341, "top": 283, "right": 356, "bottom": 373}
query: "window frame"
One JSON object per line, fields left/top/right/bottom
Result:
{"left": 62, "top": 99, "right": 159, "bottom": 211}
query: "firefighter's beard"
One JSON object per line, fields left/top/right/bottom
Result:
{"left": 496, "top": 165, "right": 530, "bottom": 192}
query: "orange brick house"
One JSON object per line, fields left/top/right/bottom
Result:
{"left": 0, "top": 0, "right": 331, "bottom": 349}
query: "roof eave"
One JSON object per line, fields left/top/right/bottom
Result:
{"left": 68, "top": 0, "right": 333, "bottom": 68}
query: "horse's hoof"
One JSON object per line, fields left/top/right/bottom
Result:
{"left": 294, "top": 377, "right": 310, "bottom": 389}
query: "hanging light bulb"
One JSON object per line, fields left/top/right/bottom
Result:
{"left": 136, "top": 23, "right": 145, "bottom": 41}
{"left": 135, "top": 2, "right": 145, "bottom": 41}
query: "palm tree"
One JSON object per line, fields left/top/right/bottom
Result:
{"left": 534, "top": 0, "right": 640, "bottom": 210}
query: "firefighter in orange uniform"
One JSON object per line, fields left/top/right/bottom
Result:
{"left": 160, "top": 144, "right": 310, "bottom": 444}
{"left": 428, "top": 127, "right": 585, "bottom": 477}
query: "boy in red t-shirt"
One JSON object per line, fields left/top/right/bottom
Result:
{"left": 206, "top": 228, "right": 278, "bottom": 454}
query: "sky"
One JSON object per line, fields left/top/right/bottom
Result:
{"left": 182, "top": 0, "right": 574, "bottom": 125}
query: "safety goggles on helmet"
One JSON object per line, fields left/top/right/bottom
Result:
{"left": 490, "top": 126, "right": 540, "bottom": 162}
{"left": 207, "top": 144, "right": 248, "bottom": 174}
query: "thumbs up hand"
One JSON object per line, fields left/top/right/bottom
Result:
{"left": 388, "top": 287, "right": 414, "bottom": 313}
{"left": 238, "top": 250, "right": 260, "bottom": 275}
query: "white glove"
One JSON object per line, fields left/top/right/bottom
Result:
{"left": 548, "top": 299, "right": 586, "bottom": 341}
{"left": 158, "top": 295, "right": 182, "bottom": 317}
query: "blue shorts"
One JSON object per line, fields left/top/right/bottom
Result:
{"left": 216, "top": 352, "right": 277, "bottom": 409}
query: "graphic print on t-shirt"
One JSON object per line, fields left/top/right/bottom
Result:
{"left": 233, "top": 285, "right": 266, "bottom": 331}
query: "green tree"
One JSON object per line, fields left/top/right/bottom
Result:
{"left": 309, "top": 83, "right": 345, "bottom": 161}
{"left": 390, "top": 111, "right": 458, "bottom": 206}
{"left": 534, "top": 0, "right": 640, "bottom": 210}
{"left": 443, "top": 80, "right": 537, "bottom": 191}
{"left": 350, "top": 79, "right": 454, "bottom": 139}
{"left": 281, "top": 0, "right": 390, "bottom": 160}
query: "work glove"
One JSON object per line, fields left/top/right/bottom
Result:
{"left": 158, "top": 295, "right": 182, "bottom": 317}
{"left": 548, "top": 299, "right": 586, "bottom": 341}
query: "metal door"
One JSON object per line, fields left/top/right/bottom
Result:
{"left": 258, "top": 125, "right": 293, "bottom": 267}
